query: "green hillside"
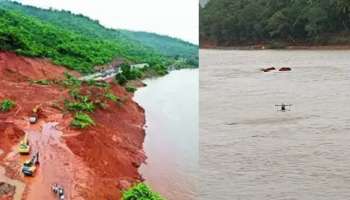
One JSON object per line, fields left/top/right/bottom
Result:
{"left": 200, "top": 0, "right": 350, "bottom": 47}
{"left": 120, "top": 30, "right": 198, "bottom": 66}
{"left": 0, "top": 0, "right": 198, "bottom": 69}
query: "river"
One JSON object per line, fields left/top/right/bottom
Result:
{"left": 134, "top": 69, "right": 198, "bottom": 200}
{"left": 200, "top": 50, "right": 350, "bottom": 200}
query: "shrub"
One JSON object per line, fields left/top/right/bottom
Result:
{"left": 116, "top": 73, "right": 128, "bottom": 85}
{"left": 85, "top": 79, "right": 96, "bottom": 86}
{"left": 141, "top": 65, "right": 168, "bottom": 77}
{"left": 84, "top": 79, "right": 110, "bottom": 88}
{"left": 125, "top": 86, "right": 137, "bottom": 93}
{"left": 71, "top": 112, "right": 95, "bottom": 128}
{"left": 69, "top": 89, "right": 81, "bottom": 100}
{"left": 122, "top": 183, "right": 165, "bottom": 200}
{"left": 130, "top": 68, "right": 144, "bottom": 79}
{"left": 94, "top": 81, "right": 110, "bottom": 88}
{"left": 125, "top": 69, "right": 141, "bottom": 80}
{"left": 120, "top": 63, "right": 131, "bottom": 73}
{"left": 154, "top": 64, "right": 168, "bottom": 76}
{"left": 0, "top": 99, "right": 15, "bottom": 112}
{"left": 62, "top": 72, "right": 81, "bottom": 88}
{"left": 104, "top": 92, "right": 119, "bottom": 102}
{"left": 117, "top": 63, "right": 145, "bottom": 83}
{"left": 65, "top": 100, "right": 95, "bottom": 112}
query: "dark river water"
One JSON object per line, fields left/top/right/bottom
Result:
{"left": 200, "top": 50, "right": 350, "bottom": 200}
{"left": 134, "top": 69, "right": 198, "bottom": 200}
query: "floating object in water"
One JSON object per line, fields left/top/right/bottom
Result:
{"left": 275, "top": 104, "right": 292, "bottom": 112}
{"left": 279, "top": 67, "right": 292, "bottom": 71}
{"left": 261, "top": 67, "right": 276, "bottom": 72}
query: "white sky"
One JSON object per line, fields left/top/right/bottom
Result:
{"left": 15, "top": 0, "right": 199, "bottom": 44}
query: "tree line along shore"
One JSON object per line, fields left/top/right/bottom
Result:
{"left": 200, "top": 0, "right": 350, "bottom": 48}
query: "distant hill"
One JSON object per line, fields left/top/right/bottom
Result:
{"left": 0, "top": 0, "right": 198, "bottom": 72}
{"left": 120, "top": 30, "right": 198, "bottom": 66}
{"left": 200, "top": 0, "right": 350, "bottom": 47}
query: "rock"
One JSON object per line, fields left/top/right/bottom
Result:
{"left": 131, "top": 161, "right": 139, "bottom": 168}
{"left": 0, "top": 182, "right": 15, "bottom": 197}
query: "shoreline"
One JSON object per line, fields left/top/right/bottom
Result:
{"left": 200, "top": 44, "right": 350, "bottom": 50}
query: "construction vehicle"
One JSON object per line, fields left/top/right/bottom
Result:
{"left": 22, "top": 152, "right": 39, "bottom": 176}
{"left": 29, "top": 105, "right": 40, "bottom": 124}
{"left": 18, "top": 134, "right": 30, "bottom": 154}
{"left": 52, "top": 184, "right": 65, "bottom": 200}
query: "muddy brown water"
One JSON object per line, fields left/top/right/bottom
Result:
{"left": 134, "top": 69, "right": 198, "bottom": 200}
{"left": 200, "top": 50, "right": 350, "bottom": 200}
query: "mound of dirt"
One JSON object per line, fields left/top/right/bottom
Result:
{"left": 0, "top": 182, "right": 15, "bottom": 199}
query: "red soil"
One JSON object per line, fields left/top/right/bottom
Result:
{"left": 0, "top": 52, "right": 146, "bottom": 199}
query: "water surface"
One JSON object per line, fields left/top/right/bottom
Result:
{"left": 200, "top": 50, "right": 350, "bottom": 200}
{"left": 134, "top": 69, "right": 198, "bottom": 200}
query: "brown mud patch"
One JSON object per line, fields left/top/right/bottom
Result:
{"left": 0, "top": 51, "right": 146, "bottom": 199}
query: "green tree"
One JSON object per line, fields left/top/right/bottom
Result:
{"left": 200, "top": 0, "right": 350, "bottom": 46}
{"left": 0, "top": 99, "right": 15, "bottom": 112}
{"left": 122, "top": 183, "right": 165, "bottom": 200}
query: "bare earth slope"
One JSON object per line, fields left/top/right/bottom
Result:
{"left": 0, "top": 51, "right": 145, "bottom": 200}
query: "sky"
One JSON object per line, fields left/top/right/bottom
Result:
{"left": 15, "top": 0, "right": 199, "bottom": 44}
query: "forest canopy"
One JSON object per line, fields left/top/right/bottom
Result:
{"left": 200, "top": 0, "right": 350, "bottom": 46}
{"left": 0, "top": 0, "right": 198, "bottom": 73}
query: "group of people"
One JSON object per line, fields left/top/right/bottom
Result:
{"left": 276, "top": 104, "right": 292, "bottom": 112}
{"left": 52, "top": 184, "right": 65, "bottom": 200}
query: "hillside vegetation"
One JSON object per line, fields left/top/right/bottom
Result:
{"left": 120, "top": 30, "right": 198, "bottom": 66}
{"left": 200, "top": 0, "right": 350, "bottom": 47}
{"left": 0, "top": 0, "right": 198, "bottom": 73}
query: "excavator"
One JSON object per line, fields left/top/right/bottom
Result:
{"left": 29, "top": 105, "right": 40, "bottom": 124}
{"left": 22, "top": 152, "right": 39, "bottom": 176}
{"left": 18, "top": 134, "right": 30, "bottom": 155}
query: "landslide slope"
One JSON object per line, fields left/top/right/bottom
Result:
{"left": 0, "top": 51, "right": 146, "bottom": 199}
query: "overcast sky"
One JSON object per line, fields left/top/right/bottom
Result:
{"left": 15, "top": 0, "right": 199, "bottom": 44}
